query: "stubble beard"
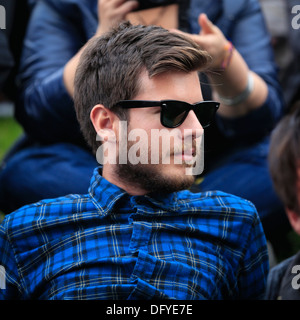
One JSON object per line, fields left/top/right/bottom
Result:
{"left": 115, "top": 140, "right": 196, "bottom": 194}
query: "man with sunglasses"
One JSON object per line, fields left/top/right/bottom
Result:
{"left": 0, "top": 0, "right": 287, "bottom": 251}
{"left": 0, "top": 23, "right": 268, "bottom": 300}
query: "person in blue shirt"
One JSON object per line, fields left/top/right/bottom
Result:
{"left": 0, "top": 0, "right": 288, "bottom": 242}
{"left": 0, "top": 22, "right": 269, "bottom": 300}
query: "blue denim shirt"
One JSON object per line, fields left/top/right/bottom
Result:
{"left": 16, "top": 0, "right": 283, "bottom": 149}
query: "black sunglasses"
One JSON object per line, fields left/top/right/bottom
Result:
{"left": 114, "top": 100, "right": 220, "bottom": 128}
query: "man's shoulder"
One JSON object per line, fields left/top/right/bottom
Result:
{"left": 177, "top": 189, "right": 258, "bottom": 216}
{"left": 1, "top": 193, "right": 93, "bottom": 231}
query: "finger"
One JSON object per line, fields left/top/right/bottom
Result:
{"left": 98, "top": 0, "right": 137, "bottom": 14}
{"left": 198, "top": 13, "right": 215, "bottom": 34}
{"left": 116, "top": 0, "right": 139, "bottom": 14}
{"left": 112, "top": 0, "right": 132, "bottom": 8}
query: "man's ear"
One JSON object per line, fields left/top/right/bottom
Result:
{"left": 286, "top": 208, "right": 300, "bottom": 235}
{"left": 90, "top": 104, "right": 118, "bottom": 141}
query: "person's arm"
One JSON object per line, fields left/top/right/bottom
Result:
{"left": 16, "top": 0, "right": 138, "bottom": 143}
{"left": 217, "top": 0, "right": 284, "bottom": 136}
{"left": 192, "top": 13, "right": 268, "bottom": 119}
{"left": 174, "top": 0, "right": 283, "bottom": 138}
{"left": 63, "top": 0, "right": 139, "bottom": 97}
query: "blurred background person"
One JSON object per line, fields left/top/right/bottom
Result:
{"left": 266, "top": 107, "right": 300, "bottom": 300}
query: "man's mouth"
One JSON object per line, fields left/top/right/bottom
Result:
{"left": 173, "top": 148, "right": 196, "bottom": 163}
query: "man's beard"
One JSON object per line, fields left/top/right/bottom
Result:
{"left": 116, "top": 162, "right": 195, "bottom": 194}
{"left": 115, "top": 140, "right": 196, "bottom": 194}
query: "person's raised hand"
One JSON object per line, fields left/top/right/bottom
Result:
{"left": 96, "top": 0, "right": 139, "bottom": 35}
{"left": 171, "top": 13, "right": 229, "bottom": 70}
{"left": 197, "top": 14, "right": 229, "bottom": 69}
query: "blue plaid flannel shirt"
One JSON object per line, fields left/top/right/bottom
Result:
{"left": 0, "top": 167, "right": 269, "bottom": 300}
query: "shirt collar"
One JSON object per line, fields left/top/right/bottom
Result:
{"left": 89, "top": 167, "right": 180, "bottom": 216}
{"left": 88, "top": 167, "right": 127, "bottom": 217}
{"left": 142, "top": 192, "right": 179, "bottom": 212}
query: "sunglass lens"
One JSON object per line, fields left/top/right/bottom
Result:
{"left": 161, "top": 102, "right": 188, "bottom": 128}
{"left": 194, "top": 102, "right": 217, "bottom": 128}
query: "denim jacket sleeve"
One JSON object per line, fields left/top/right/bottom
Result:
{"left": 15, "top": 0, "right": 98, "bottom": 144}
{"left": 215, "top": 0, "right": 284, "bottom": 140}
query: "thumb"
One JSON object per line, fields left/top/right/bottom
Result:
{"left": 198, "top": 13, "right": 214, "bottom": 34}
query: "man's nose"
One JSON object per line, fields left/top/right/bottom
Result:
{"left": 180, "top": 110, "right": 203, "bottom": 139}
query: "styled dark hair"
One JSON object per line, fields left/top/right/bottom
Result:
{"left": 74, "top": 21, "right": 211, "bottom": 154}
{"left": 268, "top": 107, "right": 300, "bottom": 214}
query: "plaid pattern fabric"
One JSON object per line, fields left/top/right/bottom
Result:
{"left": 0, "top": 167, "right": 269, "bottom": 300}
